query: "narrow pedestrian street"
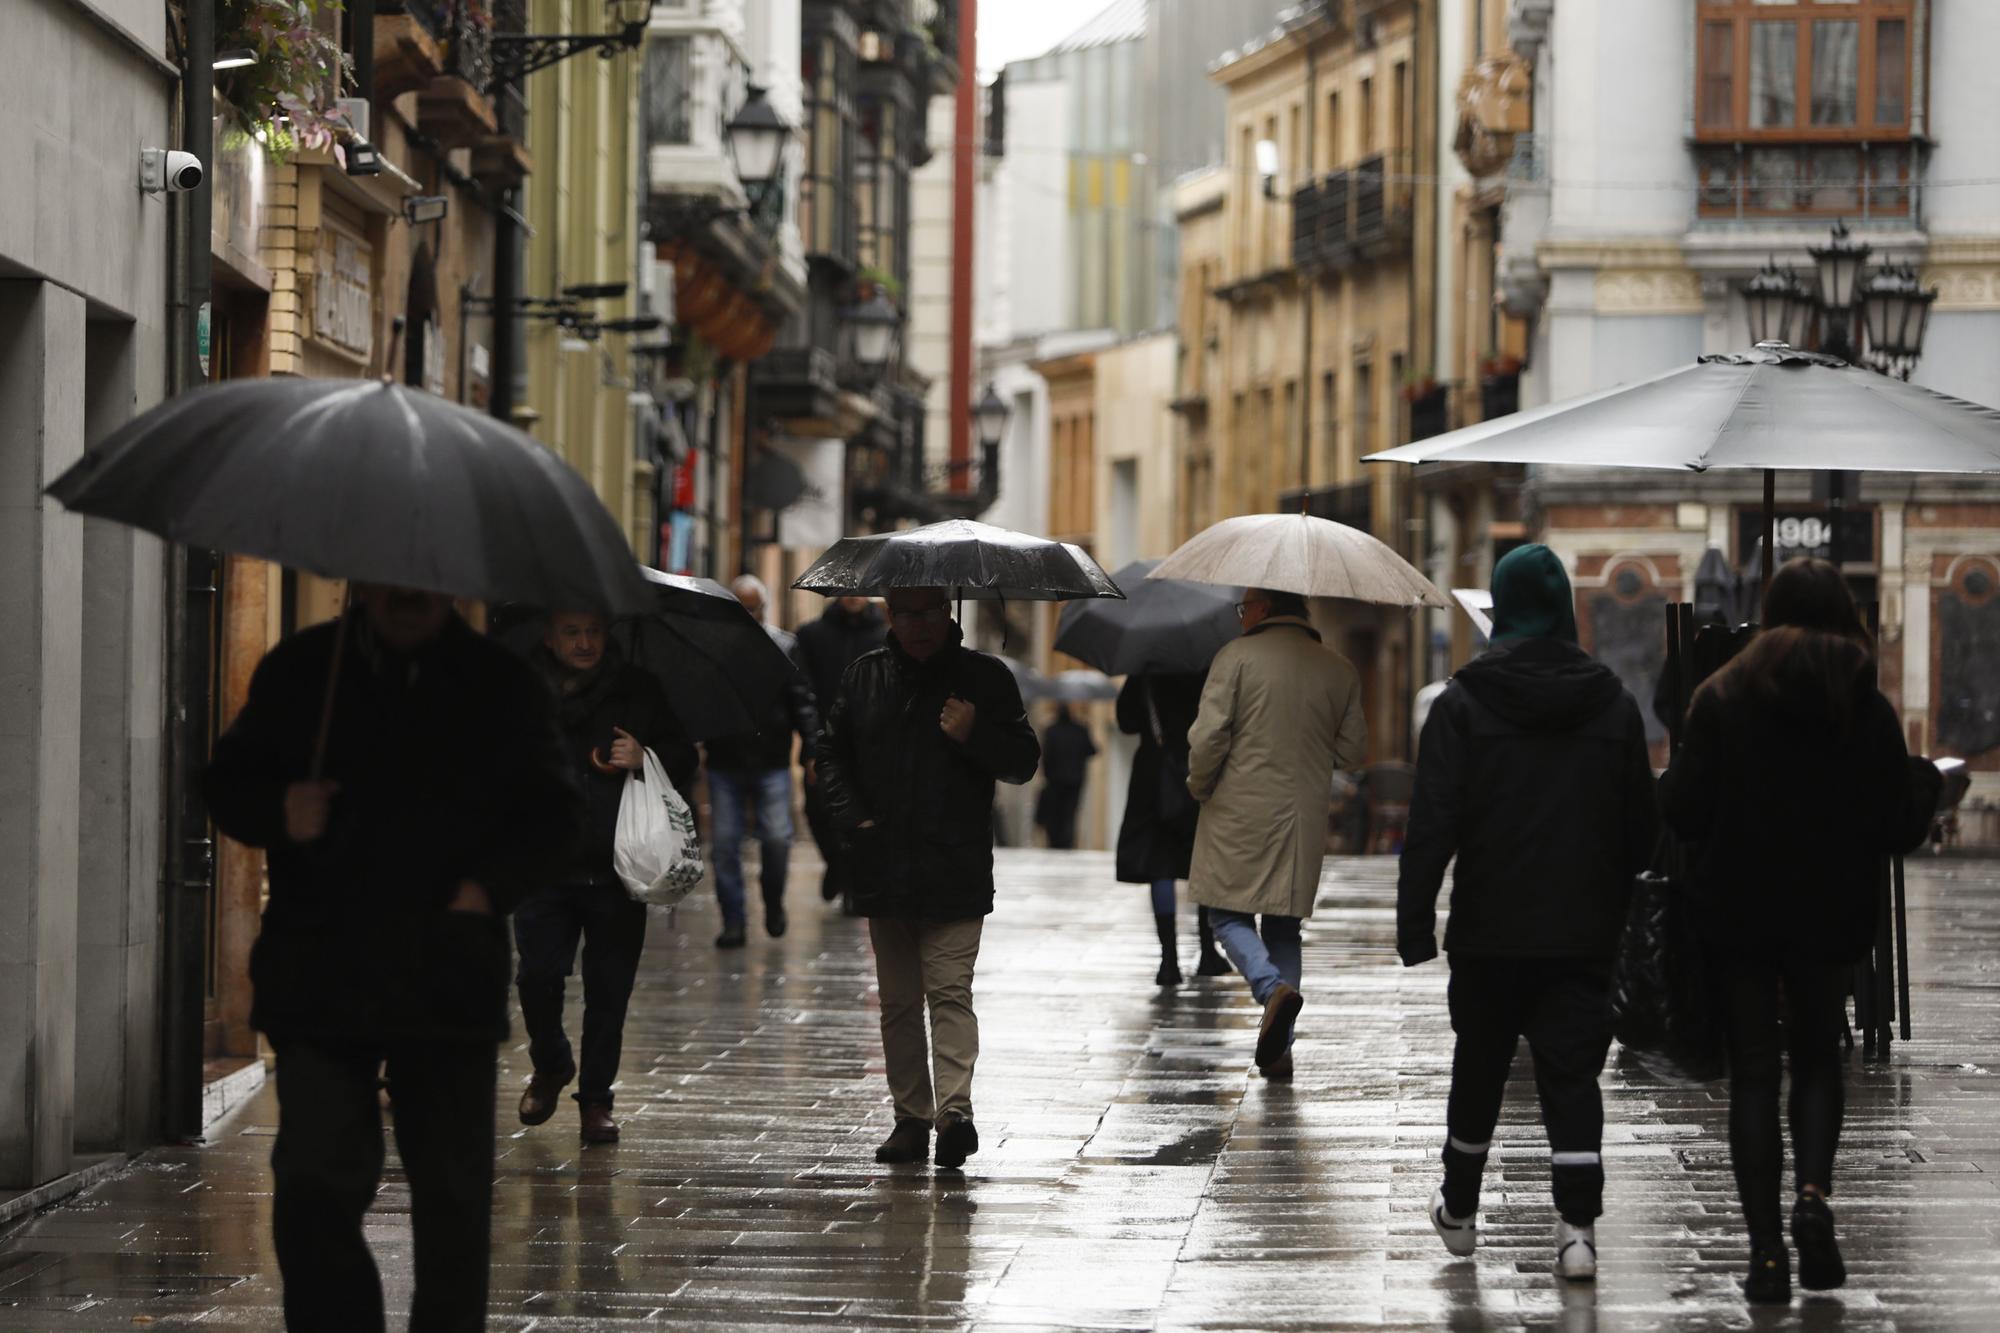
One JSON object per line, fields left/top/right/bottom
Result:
{"left": 4, "top": 851, "right": 1999, "bottom": 1331}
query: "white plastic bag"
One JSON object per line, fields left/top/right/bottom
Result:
{"left": 612, "top": 748, "right": 704, "bottom": 906}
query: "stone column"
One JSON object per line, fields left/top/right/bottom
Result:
{"left": 0, "top": 280, "right": 87, "bottom": 1188}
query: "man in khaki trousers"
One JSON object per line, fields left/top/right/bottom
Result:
{"left": 815, "top": 587, "right": 1041, "bottom": 1169}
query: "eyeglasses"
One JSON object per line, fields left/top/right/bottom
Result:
{"left": 1234, "top": 602, "right": 1255, "bottom": 619}
{"left": 890, "top": 606, "right": 951, "bottom": 626}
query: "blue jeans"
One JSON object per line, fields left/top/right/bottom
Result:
{"left": 1208, "top": 909, "right": 1303, "bottom": 1025}
{"left": 710, "top": 768, "right": 793, "bottom": 928}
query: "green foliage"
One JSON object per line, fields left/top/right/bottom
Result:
{"left": 216, "top": 0, "right": 356, "bottom": 161}
{"left": 857, "top": 266, "right": 904, "bottom": 302}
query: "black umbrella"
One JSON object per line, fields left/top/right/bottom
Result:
{"left": 45, "top": 376, "right": 652, "bottom": 615}
{"left": 617, "top": 568, "right": 796, "bottom": 742}
{"left": 791, "top": 518, "right": 1124, "bottom": 602}
{"left": 1054, "top": 558, "right": 1241, "bottom": 676}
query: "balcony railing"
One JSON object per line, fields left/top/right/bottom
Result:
{"left": 1293, "top": 150, "right": 1413, "bottom": 274}
{"left": 1695, "top": 142, "right": 1919, "bottom": 223}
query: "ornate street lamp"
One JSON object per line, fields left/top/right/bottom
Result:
{"left": 973, "top": 385, "right": 1010, "bottom": 448}
{"left": 1806, "top": 219, "right": 1871, "bottom": 360}
{"left": 1860, "top": 264, "right": 1938, "bottom": 380}
{"left": 1743, "top": 259, "right": 1810, "bottom": 347}
{"left": 844, "top": 291, "right": 902, "bottom": 373}
{"left": 726, "top": 85, "right": 791, "bottom": 208}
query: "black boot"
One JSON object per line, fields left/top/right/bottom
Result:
{"left": 1195, "top": 906, "right": 1231, "bottom": 976}
{"left": 1743, "top": 1240, "right": 1792, "bottom": 1304}
{"left": 1154, "top": 913, "right": 1183, "bottom": 987}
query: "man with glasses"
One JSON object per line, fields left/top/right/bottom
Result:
{"left": 1187, "top": 587, "right": 1367, "bottom": 1079}
{"left": 815, "top": 587, "right": 1040, "bottom": 1169}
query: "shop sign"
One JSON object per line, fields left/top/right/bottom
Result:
{"left": 1736, "top": 507, "right": 1874, "bottom": 566}
{"left": 314, "top": 228, "right": 374, "bottom": 358}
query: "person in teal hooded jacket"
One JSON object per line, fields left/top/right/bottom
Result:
{"left": 1398, "top": 544, "right": 1658, "bottom": 1282}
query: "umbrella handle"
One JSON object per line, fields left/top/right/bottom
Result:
{"left": 589, "top": 747, "right": 622, "bottom": 775}
{"left": 310, "top": 584, "right": 354, "bottom": 782}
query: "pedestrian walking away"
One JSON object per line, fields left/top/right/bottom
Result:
{"left": 796, "top": 595, "right": 888, "bottom": 909}
{"left": 1187, "top": 589, "right": 1367, "bottom": 1079}
{"left": 515, "top": 609, "right": 697, "bottom": 1144}
{"left": 1034, "top": 703, "right": 1097, "bottom": 850}
{"left": 815, "top": 586, "right": 1040, "bottom": 1170}
{"left": 1398, "top": 543, "right": 1657, "bottom": 1282}
{"left": 1660, "top": 557, "right": 1940, "bottom": 1305}
{"left": 1114, "top": 672, "right": 1227, "bottom": 985}
{"left": 705, "top": 575, "right": 821, "bottom": 947}
{"left": 202, "top": 585, "right": 578, "bottom": 1333}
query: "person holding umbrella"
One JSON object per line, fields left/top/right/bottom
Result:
{"left": 1661, "top": 558, "right": 1938, "bottom": 1304}
{"left": 513, "top": 608, "right": 696, "bottom": 1143}
{"left": 1398, "top": 544, "right": 1656, "bottom": 1282}
{"left": 203, "top": 584, "right": 580, "bottom": 1329}
{"left": 815, "top": 586, "right": 1042, "bottom": 1168}
{"left": 795, "top": 595, "right": 888, "bottom": 908}
{"left": 704, "top": 575, "right": 820, "bottom": 947}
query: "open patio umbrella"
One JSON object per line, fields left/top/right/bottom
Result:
{"left": 1365, "top": 344, "right": 2000, "bottom": 585}
{"left": 792, "top": 518, "right": 1124, "bottom": 602}
{"left": 1054, "top": 558, "right": 1242, "bottom": 676}
{"left": 1149, "top": 513, "right": 1450, "bottom": 608}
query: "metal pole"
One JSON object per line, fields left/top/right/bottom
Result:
{"left": 1761, "top": 468, "right": 1776, "bottom": 602}
{"left": 491, "top": 192, "right": 521, "bottom": 422}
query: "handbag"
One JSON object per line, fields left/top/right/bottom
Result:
{"left": 612, "top": 747, "right": 705, "bottom": 907}
{"left": 1145, "top": 678, "right": 1198, "bottom": 824}
{"left": 1611, "top": 836, "right": 1724, "bottom": 1080}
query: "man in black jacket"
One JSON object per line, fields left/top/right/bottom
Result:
{"left": 515, "top": 608, "right": 696, "bottom": 1143}
{"left": 204, "top": 584, "right": 578, "bottom": 1332}
{"left": 704, "top": 575, "right": 820, "bottom": 946}
{"left": 795, "top": 596, "right": 887, "bottom": 906}
{"left": 1398, "top": 544, "right": 1657, "bottom": 1282}
{"left": 816, "top": 586, "right": 1040, "bottom": 1170}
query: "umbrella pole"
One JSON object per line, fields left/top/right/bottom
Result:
{"left": 310, "top": 585, "right": 354, "bottom": 781}
{"left": 1761, "top": 469, "right": 1776, "bottom": 603}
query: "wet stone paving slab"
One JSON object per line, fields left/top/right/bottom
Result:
{"left": 5, "top": 851, "right": 2000, "bottom": 1330}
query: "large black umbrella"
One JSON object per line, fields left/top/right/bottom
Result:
{"left": 45, "top": 377, "right": 651, "bottom": 615}
{"left": 617, "top": 568, "right": 796, "bottom": 742}
{"left": 792, "top": 518, "right": 1124, "bottom": 602}
{"left": 1055, "top": 558, "right": 1242, "bottom": 676}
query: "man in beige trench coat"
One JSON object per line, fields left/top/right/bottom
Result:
{"left": 1187, "top": 587, "right": 1367, "bottom": 1078}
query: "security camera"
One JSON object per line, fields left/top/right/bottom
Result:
{"left": 139, "top": 149, "right": 205, "bottom": 194}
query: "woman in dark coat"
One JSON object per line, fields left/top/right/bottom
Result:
{"left": 1115, "top": 672, "right": 1227, "bottom": 985}
{"left": 1661, "top": 558, "right": 1939, "bottom": 1306}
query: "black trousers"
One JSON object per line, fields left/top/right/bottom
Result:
{"left": 270, "top": 1036, "right": 496, "bottom": 1333}
{"left": 1038, "top": 783, "right": 1082, "bottom": 850}
{"left": 513, "top": 881, "right": 648, "bottom": 1106}
{"left": 1443, "top": 955, "right": 1614, "bottom": 1225}
{"left": 1723, "top": 955, "right": 1849, "bottom": 1242}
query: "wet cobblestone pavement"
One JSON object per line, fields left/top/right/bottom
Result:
{"left": 4, "top": 851, "right": 2000, "bottom": 1330}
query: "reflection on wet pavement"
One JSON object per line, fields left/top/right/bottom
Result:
{"left": 4, "top": 852, "right": 1999, "bottom": 1329}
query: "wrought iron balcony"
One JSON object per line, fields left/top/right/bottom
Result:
{"left": 1292, "top": 151, "right": 1413, "bottom": 275}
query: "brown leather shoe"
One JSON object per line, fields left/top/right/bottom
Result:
{"left": 1261, "top": 1051, "right": 1295, "bottom": 1081}
{"left": 579, "top": 1103, "right": 620, "bottom": 1143}
{"left": 517, "top": 1068, "right": 573, "bottom": 1127}
{"left": 1255, "top": 983, "right": 1304, "bottom": 1071}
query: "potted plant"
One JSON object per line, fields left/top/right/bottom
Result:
{"left": 215, "top": 0, "right": 354, "bottom": 161}
{"left": 1479, "top": 352, "right": 1523, "bottom": 419}
{"left": 1401, "top": 369, "right": 1448, "bottom": 440}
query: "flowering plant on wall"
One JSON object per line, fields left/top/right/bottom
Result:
{"left": 216, "top": 0, "right": 355, "bottom": 161}
{"left": 1479, "top": 352, "right": 1524, "bottom": 379}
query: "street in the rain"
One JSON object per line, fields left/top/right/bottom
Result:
{"left": 4, "top": 849, "right": 1998, "bottom": 1331}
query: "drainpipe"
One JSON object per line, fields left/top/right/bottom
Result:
{"left": 161, "top": 0, "right": 217, "bottom": 1143}
{"left": 1299, "top": 29, "right": 1317, "bottom": 494}
{"left": 947, "top": 0, "right": 977, "bottom": 491}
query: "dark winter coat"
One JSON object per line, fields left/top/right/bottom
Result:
{"left": 203, "top": 615, "right": 579, "bottom": 1044}
{"left": 702, "top": 623, "right": 820, "bottom": 774}
{"left": 533, "top": 644, "right": 696, "bottom": 886}
{"left": 1040, "top": 715, "right": 1097, "bottom": 787}
{"left": 815, "top": 627, "right": 1040, "bottom": 921}
{"left": 1398, "top": 637, "right": 1658, "bottom": 965}
{"left": 796, "top": 601, "right": 888, "bottom": 711}
{"left": 1114, "top": 673, "right": 1203, "bottom": 884}
{"left": 1660, "top": 628, "right": 1938, "bottom": 964}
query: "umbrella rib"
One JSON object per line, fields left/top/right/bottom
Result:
{"left": 1697, "top": 364, "right": 1766, "bottom": 471}
{"left": 1838, "top": 372, "right": 2000, "bottom": 462}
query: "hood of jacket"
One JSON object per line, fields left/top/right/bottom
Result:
{"left": 1453, "top": 636, "right": 1627, "bottom": 732}
{"left": 1490, "top": 543, "right": 1580, "bottom": 645}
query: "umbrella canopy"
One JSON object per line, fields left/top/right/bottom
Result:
{"left": 1149, "top": 513, "right": 1450, "bottom": 608}
{"left": 45, "top": 377, "right": 652, "bottom": 614}
{"left": 1366, "top": 346, "right": 2000, "bottom": 475}
{"left": 1054, "top": 558, "right": 1241, "bottom": 676}
{"left": 996, "top": 656, "right": 1117, "bottom": 703}
{"left": 792, "top": 518, "right": 1125, "bottom": 602}
{"left": 618, "top": 568, "right": 797, "bottom": 742}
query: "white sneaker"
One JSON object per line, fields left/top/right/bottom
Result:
{"left": 1430, "top": 1186, "right": 1477, "bottom": 1257}
{"left": 1555, "top": 1219, "right": 1597, "bottom": 1280}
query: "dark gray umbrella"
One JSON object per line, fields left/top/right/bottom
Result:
{"left": 1366, "top": 344, "right": 2000, "bottom": 586}
{"left": 791, "top": 519, "right": 1124, "bottom": 602}
{"left": 619, "top": 568, "right": 797, "bottom": 741}
{"left": 1054, "top": 558, "right": 1240, "bottom": 676}
{"left": 45, "top": 376, "right": 652, "bottom": 615}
